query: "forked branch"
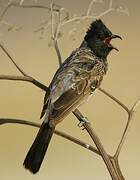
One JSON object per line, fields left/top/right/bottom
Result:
{"left": 115, "top": 99, "right": 140, "bottom": 158}
{"left": 0, "top": 43, "right": 48, "bottom": 91}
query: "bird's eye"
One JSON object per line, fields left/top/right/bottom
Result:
{"left": 97, "top": 35, "right": 104, "bottom": 40}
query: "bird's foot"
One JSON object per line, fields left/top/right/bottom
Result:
{"left": 78, "top": 117, "right": 89, "bottom": 130}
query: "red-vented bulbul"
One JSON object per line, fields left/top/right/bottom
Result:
{"left": 23, "top": 19, "right": 122, "bottom": 174}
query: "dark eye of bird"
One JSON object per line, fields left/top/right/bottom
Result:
{"left": 97, "top": 35, "right": 104, "bottom": 40}
{"left": 100, "top": 36, "right": 106, "bottom": 41}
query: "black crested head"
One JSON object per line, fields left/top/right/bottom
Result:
{"left": 85, "top": 19, "right": 112, "bottom": 42}
{"left": 83, "top": 19, "right": 122, "bottom": 59}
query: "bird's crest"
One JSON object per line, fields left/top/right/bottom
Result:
{"left": 84, "top": 19, "right": 112, "bottom": 41}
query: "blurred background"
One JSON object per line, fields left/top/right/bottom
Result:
{"left": 0, "top": 0, "right": 139, "bottom": 179}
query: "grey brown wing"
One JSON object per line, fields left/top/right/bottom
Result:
{"left": 40, "top": 88, "right": 50, "bottom": 119}
{"left": 49, "top": 78, "right": 88, "bottom": 124}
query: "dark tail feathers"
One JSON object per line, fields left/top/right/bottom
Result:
{"left": 23, "top": 122, "right": 55, "bottom": 174}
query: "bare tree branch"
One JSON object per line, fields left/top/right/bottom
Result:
{"left": 98, "top": 87, "right": 129, "bottom": 114}
{"left": 0, "top": 43, "right": 27, "bottom": 76}
{"left": 0, "top": 75, "right": 48, "bottom": 91}
{"left": 73, "top": 109, "right": 120, "bottom": 180}
{"left": 33, "top": 0, "right": 129, "bottom": 42}
{"left": 50, "top": 1, "right": 62, "bottom": 66}
{"left": 110, "top": 157, "right": 125, "bottom": 180}
{"left": 86, "top": 0, "right": 95, "bottom": 16}
{"left": 0, "top": 118, "right": 100, "bottom": 156}
{"left": 0, "top": 2, "right": 60, "bottom": 22}
{"left": 0, "top": 42, "right": 48, "bottom": 91}
{"left": 54, "top": 39, "right": 62, "bottom": 66}
{"left": 109, "top": 0, "right": 113, "bottom": 9}
{"left": 87, "top": 0, "right": 113, "bottom": 16}
{"left": 59, "top": 0, "right": 127, "bottom": 28}
{"left": 115, "top": 99, "right": 140, "bottom": 158}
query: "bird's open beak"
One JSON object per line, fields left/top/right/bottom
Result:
{"left": 104, "top": 34, "right": 122, "bottom": 51}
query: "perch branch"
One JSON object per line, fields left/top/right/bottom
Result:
{"left": 0, "top": 118, "right": 99, "bottom": 156}
{"left": 73, "top": 109, "right": 120, "bottom": 180}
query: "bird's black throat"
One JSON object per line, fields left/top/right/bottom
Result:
{"left": 81, "top": 39, "right": 112, "bottom": 60}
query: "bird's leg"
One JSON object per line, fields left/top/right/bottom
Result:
{"left": 90, "top": 86, "right": 96, "bottom": 93}
{"left": 90, "top": 80, "right": 98, "bottom": 94}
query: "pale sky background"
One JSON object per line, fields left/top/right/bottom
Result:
{"left": 0, "top": 0, "right": 139, "bottom": 179}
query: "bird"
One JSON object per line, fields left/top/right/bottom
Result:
{"left": 23, "top": 19, "right": 122, "bottom": 174}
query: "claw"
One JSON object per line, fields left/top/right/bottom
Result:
{"left": 81, "top": 126, "right": 85, "bottom": 130}
{"left": 77, "top": 117, "right": 89, "bottom": 130}
{"left": 78, "top": 121, "right": 84, "bottom": 128}
{"left": 81, "top": 117, "right": 89, "bottom": 123}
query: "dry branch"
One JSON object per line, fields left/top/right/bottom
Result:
{"left": 0, "top": 43, "right": 48, "bottom": 91}
{"left": 73, "top": 109, "right": 120, "bottom": 180}
{"left": 0, "top": 118, "right": 100, "bottom": 156}
{"left": 115, "top": 99, "right": 140, "bottom": 158}
{"left": 0, "top": 43, "right": 26, "bottom": 76}
{"left": 0, "top": 2, "right": 60, "bottom": 22}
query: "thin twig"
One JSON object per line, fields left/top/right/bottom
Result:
{"left": 33, "top": 0, "right": 127, "bottom": 37}
{"left": 0, "top": 43, "right": 27, "bottom": 76}
{"left": 54, "top": 9, "right": 60, "bottom": 39}
{"left": 50, "top": 1, "right": 62, "bottom": 66}
{"left": 32, "top": 0, "right": 115, "bottom": 37}
{"left": 98, "top": 87, "right": 129, "bottom": 113}
{"left": 54, "top": 39, "right": 62, "bottom": 66}
{"left": 109, "top": 0, "right": 113, "bottom": 9}
{"left": 0, "top": 42, "right": 49, "bottom": 91}
{"left": 50, "top": 0, "right": 55, "bottom": 39}
{"left": 0, "top": 3, "right": 60, "bottom": 22}
{"left": 56, "top": 3, "right": 113, "bottom": 27}
{"left": 115, "top": 99, "right": 140, "bottom": 158}
{"left": 87, "top": 0, "right": 95, "bottom": 16}
{"left": 0, "top": 118, "right": 99, "bottom": 156}
{"left": 0, "top": 75, "right": 48, "bottom": 91}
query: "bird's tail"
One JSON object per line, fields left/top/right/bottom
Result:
{"left": 23, "top": 121, "right": 55, "bottom": 174}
